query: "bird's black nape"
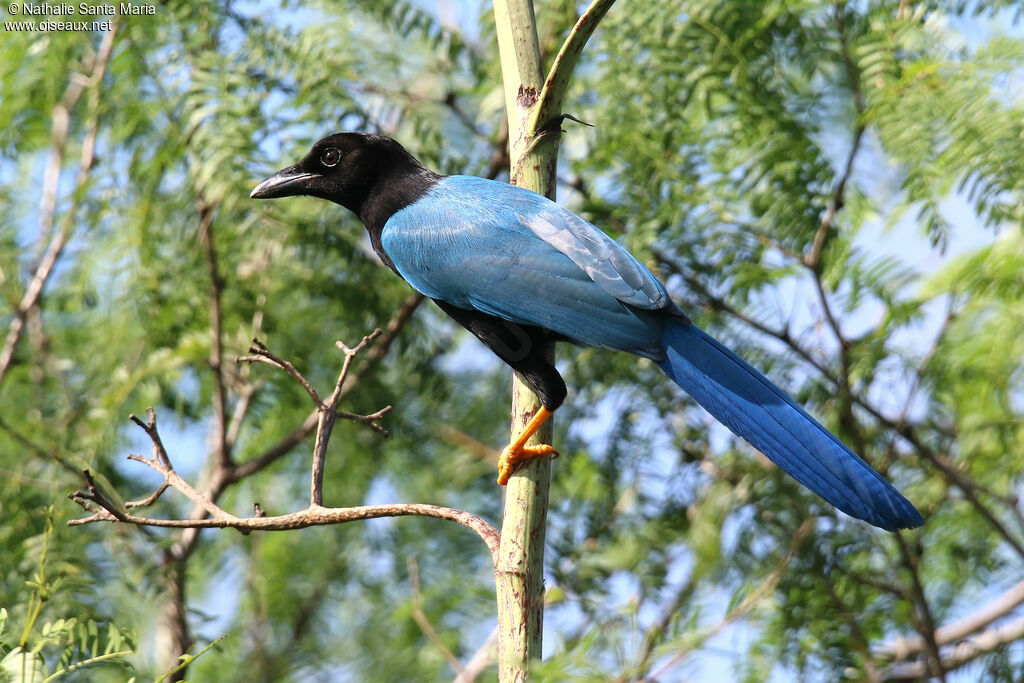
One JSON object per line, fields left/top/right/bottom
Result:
{"left": 250, "top": 132, "right": 441, "bottom": 234}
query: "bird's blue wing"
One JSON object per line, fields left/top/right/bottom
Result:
{"left": 510, "top": 199, "right": 669, "bottom": 310}
{"left": 381, "top": 175, "right": 670, "bottom": 357}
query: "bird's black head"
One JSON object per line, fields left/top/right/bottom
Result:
{"left": 250, "top": 132, "right": 438, "bottom": 229}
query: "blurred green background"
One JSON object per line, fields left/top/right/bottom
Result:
{"left": 1, "top": 0, "right": 1023, "bottom": 680}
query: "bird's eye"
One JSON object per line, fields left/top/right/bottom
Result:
{"left": 320, "top": 148, "right": 341, "bottom": 168}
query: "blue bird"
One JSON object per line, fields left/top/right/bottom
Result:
{"left": 251, "top": 132, "right": 923, "bottom": 532}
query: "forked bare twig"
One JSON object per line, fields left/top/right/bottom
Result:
{"left": 69, "top": 335, "right": 500, "bottom": 564}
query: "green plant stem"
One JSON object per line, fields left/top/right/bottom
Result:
{"left": 492, "top": 1, "right": 615, "bottom": 680}
{"left": 42, "top": 650, "right": 135, "bottom": 683}
{"left": 530, "top": 0, "right": 617, "bottom": 134}
{"left": 493, "top": 1, "right": 555, "bottom": 679}
{"left": 20, "top": 513, "right": 53, "bottom": 648}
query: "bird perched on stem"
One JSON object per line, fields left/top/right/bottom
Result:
{"left": 251, "top": 132, "right": 923, "bottom": 532}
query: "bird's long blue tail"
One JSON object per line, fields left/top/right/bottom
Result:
{"left": 656, "top": 318, "right": 923, "bottom": 531}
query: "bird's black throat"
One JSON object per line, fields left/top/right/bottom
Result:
{"left": 345, "top": 137, "right": 442, "bottom": 271}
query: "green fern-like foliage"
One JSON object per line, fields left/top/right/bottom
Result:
{"left": 1, "top": 0, "right": 1023, "bottom": 680}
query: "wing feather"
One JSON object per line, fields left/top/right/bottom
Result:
{"left": 381, "top": 176, "right": 670, "bottom": 358}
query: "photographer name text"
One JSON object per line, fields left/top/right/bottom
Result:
{"left": 11, "top": 3, "right": 155, "bottom": 16}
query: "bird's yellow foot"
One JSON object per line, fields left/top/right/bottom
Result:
{"left": 495, "top": 406, "right": 557, "bottom": 485}
{"left": 496, "top": 443, "right": 559, "bottom": 485}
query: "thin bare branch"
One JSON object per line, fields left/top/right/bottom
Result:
{"left": 129, "top": 408, "right": 173, "bottom": 469}
{"left": 71, "top": 327, "right": 500, "bottom": 563}
{"left": 310, "top": 329, "right": 383, "bottom": 506}
{"left": 407, "top": 557, "right": 466, "bottom": 677}
{"left": 0, "top": 25, "right": 117, "bottom": 387}
{"left": 336, "top": 406, "right": 392, "bottom": 437}
{"left": 880, "top": 578, "right": 1024, "bottom": 662}
{"left": 197, "top": 196, "right": 231, "bottom": 469}
{"left": 120, "top": 448, "right": 236, "bottom": 523}
{"left": 228, "top": 292, "right": 424, "bottom": 483}
{"left": 238, "top": 339, "right": 323, "bottom": 406}
{"left": 332, "top": 328, "right": 382, "bottom": 402}
{"left": 884, "top": 615, "right": 1024, "bottom": 679}
{"left": 125, "top": 481, "right": 171, "bottom": 509}
{"left": 530, "top": 0, "right": 617, "bottom": 136}
{"left": 225, "top": 382, "right": 260, "bottom": 449}
{"left": 454, "top": 627, "right": 499, "bottom": 683}
{"left": 70, "top": 497, "right": 499, "bottom": 563}
{"left": 895, "top": 535, "right": 946, "bottom": 681}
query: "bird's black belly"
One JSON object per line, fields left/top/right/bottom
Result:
{"left": 432, "top": 299, "right": 567, "bottom": 411}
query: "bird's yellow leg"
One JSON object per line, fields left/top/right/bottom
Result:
{"left": 496, "top": 406, "right": 558, "bottom": 485}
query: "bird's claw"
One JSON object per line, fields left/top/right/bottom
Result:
{"left": 496, "top": 443, "right": 559, "bottom": 485}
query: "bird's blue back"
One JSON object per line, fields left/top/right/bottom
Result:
{"left": 382, "top": 175, "right": 674, "bottom": 358}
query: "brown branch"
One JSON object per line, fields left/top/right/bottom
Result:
{"left": 308, "top": 331, "right": 382, "bottom": 506}
{"left": 70, "top": 329, "right": 500, "bottom": 564}
{"left": 0, "top": 25, "right": 117, "bottom": 387}
{"left": 197, "top": 196, "right": 231, "bottom": 470}
{"left": 336, "top": 406, "right": 392, "bottom": 437}
{"left": 880, "top": 578, "right": 1024, "bottom": 662}
{"left": 70, "top": 497, "right": 498, "bottom": 561}
{"left": 224, "top": 287, "right": 268, "bottom": 450}
{"left": 407, "top": 557, "right": 466, "bottom": 676}
{"left": 99, "top": 324, "right": 400, "bottom": 565}
{"left": 884, "top": 615, "right": 1024, "bottom": 679}
{"left": 804, "top": 55, "right": 865, "bottom": 440}
{"left": 454, "top": 626, "right": 499, "bottom": 683}
{"left": 225, "top": 382, "right": 260, "bottom": 449}
{"left": 70, "top": 408, "right": 237, "bottom": 525}
{"left": 797, "top": 6, "right": 867, "bottom": 455}
{"left": 895, "top": 536, "right": 946, "bottom": 681}
{"left": 228, "top": 292, "right": 424, "bottom": 483}
{"left": 126, "top": 481, "right": 170, "bottom": 509}
{"left": 238, "top": 339, "right": 323, "bottom": 405}
{"left": 129, "top": 408, "right": 174, "bottom": 469}
{"left": 804, "top": 2, "right": 866, "bottom": 272}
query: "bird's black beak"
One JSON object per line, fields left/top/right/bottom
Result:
{"left": 250, "top": 164, "right": 320, "bottom": 199}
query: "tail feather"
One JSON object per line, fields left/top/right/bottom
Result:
{"left": 657, "top": 319, "right": 923, "bottom": 531}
